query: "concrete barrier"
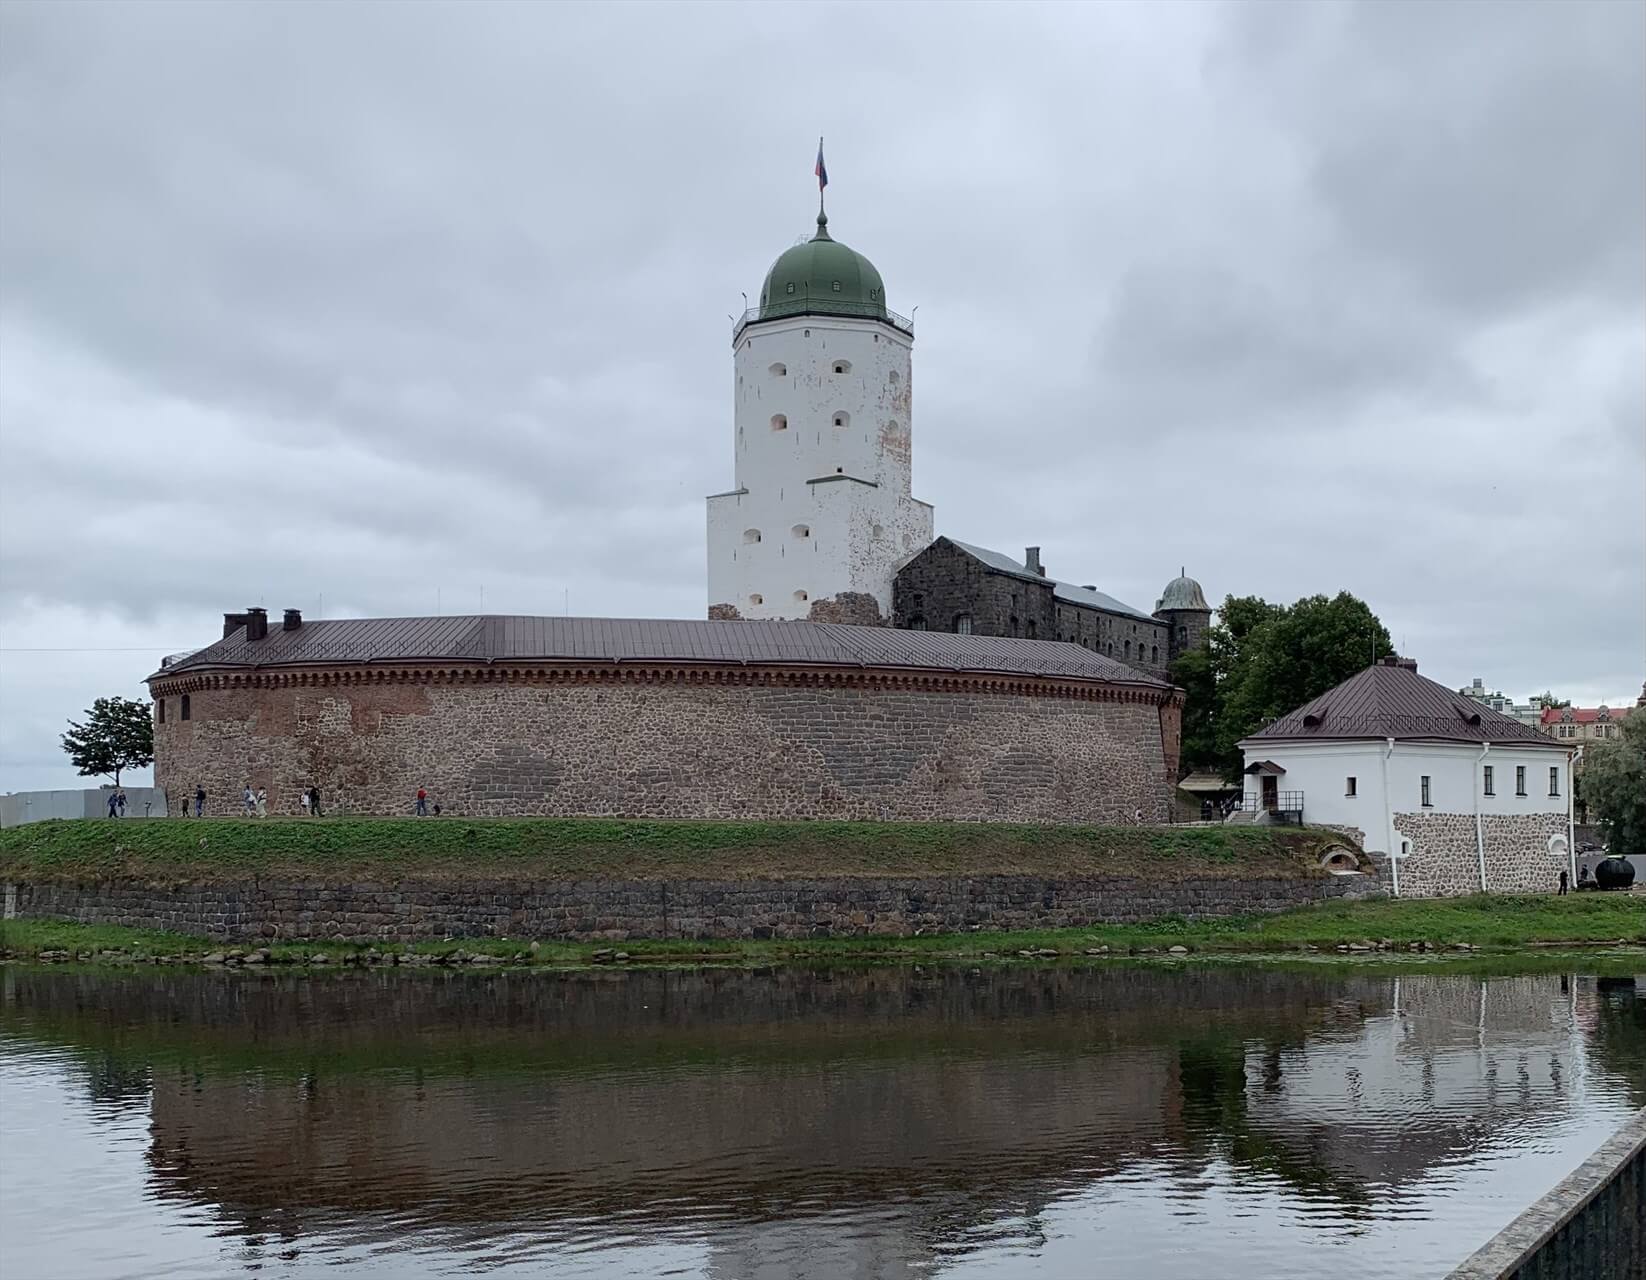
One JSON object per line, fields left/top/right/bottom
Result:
{"left": 1446, "top": 1109, "right": 1645, "bottom": 1280}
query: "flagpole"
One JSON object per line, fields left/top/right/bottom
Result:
{"left": 818, "top": 135, "right": 825, "bottom": 221}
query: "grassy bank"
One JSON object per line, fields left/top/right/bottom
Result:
{"left": 0, "top": 815, "right": 1357, "bottom": 883}
{"left": 2, "top": 895, "right": 1640, "bottom": 968}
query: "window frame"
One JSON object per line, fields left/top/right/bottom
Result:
{"left": 1515, "top": 765, "right": 1526, "bottom": 796}
{"left": 180, "top": 694, "right": 191, "bottom": 722}
{"left": 1482, "top": 764, "right": 1494, "bottom": 796}
{"left": 1420, "top": 775, "right": 1432, "bottom": 807}
{"left": 1345, "top": 776, "right": 1357, "bottom": 797}
{"left": 1548, "top": 766, "right": 1560, "bottom": 797}
{"left": 954, "top": 613, "right": 974, "bottom": 635}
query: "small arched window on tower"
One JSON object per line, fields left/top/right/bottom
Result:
{"left": 954, "top": 614, "right": 974, "bottom": 635}
{"left": 831, "top": 359, "right": 852, "bottom": 374}
{"left": 793, "top": 590, "right": 808, "bottom": 604}
{"left": 1124, "top": 640, "right": 1132, "bottom": 659}
{"left": 909, "top": 616, "right": 926, "bottom": 630}
{"left": 181, "top": 694, "right": 191, "bottom": 722}
{"left": 786, "top": 283, "right": 796, "bottom": 295}
{"left": 768, "top": 362, "right": 787, "bottom": 377}
{"left": 156, "top": 699, "right": 165, "bottom": 725}
{"left": 889, "top": 370, "right": 900, "bottom": 384}
{"left": 832, "top": 412, "right": 850, "bottom": 429}
{"left": 770, "top": 414, "right": 787, "bottom": 432}
{"left": 749, "top": 593, "right": 764, "bottom": 607}
{"left": 831, "top": 281, "right": 842, "bottom": 292}
{"left": 743, "top": 528, "right": 762, "bottom": 544}
{"left": 1151, "top": 645, "right": 1159, "bottom": 664}
{"left": 791, "top": 524, "right": 810, "bottom": 540}
{"left": 1178, "top": 625, "right": 1188, "bottom": 643}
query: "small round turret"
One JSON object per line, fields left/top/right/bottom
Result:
{"left": 1154, "top": 567, "right": 1213, "bottom": 664}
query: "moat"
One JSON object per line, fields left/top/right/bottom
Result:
{"left": 1, "top": 962, "right": 1641, "bottom": 1279}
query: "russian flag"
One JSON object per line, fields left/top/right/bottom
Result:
{"left": 815, "top": 139, "right": 828, "bottom": 191}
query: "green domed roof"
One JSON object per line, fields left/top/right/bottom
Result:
{"left": 1156, "top": 571, "right": 1210, "bottom": 612}
{"left": 758, "top": 214, "right": 888, "bottom": 322}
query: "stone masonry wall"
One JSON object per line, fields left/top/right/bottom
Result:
{"left": 154, "top": 678, "right": 1178, "bottom": 823}
{"left": 7, "top": 870, "right": 1376, "bottom": 943}
{"left": 1392, "top": 811, "right": 1568, "bottom": 897}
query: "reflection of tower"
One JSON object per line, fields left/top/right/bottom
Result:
{"left": 1154, "top": 569, "right": 1212, "bottom": 666}
{"left": 706, "top": 190, "right": 933, "bottom": 625}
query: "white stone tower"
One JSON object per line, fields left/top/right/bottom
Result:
{"left": 707, "top": 202, "right": 933, "bottom": 624}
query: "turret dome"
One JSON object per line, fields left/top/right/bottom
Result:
{"left": 757, "top": 214, "right": 888, "bottom": 322}
{"left": 1156, "top": 570, "right": 1209, "bottom": 613}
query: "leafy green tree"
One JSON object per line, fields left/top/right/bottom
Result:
{"left": 1529, "top": 691, "right": 1571, "bottom": 709}
{"left": 1580, "top": 714, "right": 1646, "bottom": 854}
{"left": 1172, "top": 592, "right": 1391, "bottom": 780}
{"left": 61, "top": 696, "right": 154, "bottom": 786}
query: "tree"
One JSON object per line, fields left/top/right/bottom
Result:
{"left": 1580, "top": 714, "right": 1646, "bottom": 855}
{"left": 1172, "top": 592, "right": 1391, "bottom": 780}
{"left": 61, "top": 696, "right": 154, "bottom": 786}
{"left": 1529, "top": 691, "right": 1571, "bottom": 709}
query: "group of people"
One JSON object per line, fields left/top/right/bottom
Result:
{"left": 176, "top": 784, "right": 442, "bottom": 818}
{"left": 104, "top": 790, "right": 128, "bottom": 818}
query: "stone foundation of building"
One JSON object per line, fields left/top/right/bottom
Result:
{"left": 1392, "top": 811, "right": 1568, "bottom": 896}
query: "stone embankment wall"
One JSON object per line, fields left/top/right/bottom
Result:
{"left": 151, "top": 677, "right": 1179, "bottom": 825}
{"left": 5, "top": 870, "right": 1376, "bottom": 943}
{"left": 1393, "top": 812, "right": 1567, "bottom": 896}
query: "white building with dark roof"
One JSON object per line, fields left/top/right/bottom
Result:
{"left": 1240, "top": 657, "right": 1576, "bottom": 897}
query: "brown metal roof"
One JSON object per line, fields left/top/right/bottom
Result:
{"left": 154, "top": 615, "right": 1173, "bottom": 689}
{"left": 1241, "top": 661, "right": 1565, "bottom": 748}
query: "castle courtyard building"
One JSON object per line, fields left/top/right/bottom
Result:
{"left": 1240, "top": 657, "right": 1574, "bottom": 897}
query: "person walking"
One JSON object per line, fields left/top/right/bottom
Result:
{"left": 308, "top": 785, "right": 322, "bottom": 818}
{"left": 194, "top": 785, "right": 206, "bottom": 818}
{"left": 243, "top": 784, "right": 255, "bottom": 816}
{"left": 107, "top": 791, "right": 119, "bottom": 819}
{"left": 300, "top": 788, "right": 311, "bottom": 816}
{"left": 255, "top": 787, "right": 268, "bottom": 818}
{"left": 116, "top": 790, "right": 127, "bottom": 818}
{"left": 415, "top": 787, "right": 428, "bottom": 817}
{"left": 1558, "top": 868, "right": 1569, "bottom": 895}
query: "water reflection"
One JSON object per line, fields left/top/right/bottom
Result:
{"left": 1, "top": 963, "right": 1641, "bottom": 1280}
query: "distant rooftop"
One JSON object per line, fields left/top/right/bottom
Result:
{"left": 947, "top": 541, "right": 1155, "bottom": 621}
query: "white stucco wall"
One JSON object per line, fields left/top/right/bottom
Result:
{"left": 707, "top": 314, "right": 932, "bottom": 619}
{"left": 1242, "top": 739, "right": 1569, "bottom": 858}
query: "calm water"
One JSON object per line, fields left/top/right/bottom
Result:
{"left": 1, "top": 962, "right": 1642, "bottom": 1280}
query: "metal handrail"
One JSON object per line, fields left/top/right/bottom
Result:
{"left": 732, "top": 301, "right": 914, "bottom": 341}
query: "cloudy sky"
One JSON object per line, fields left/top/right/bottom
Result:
{"left": 1, "top": 0, "right": 1642, "bottom": 792}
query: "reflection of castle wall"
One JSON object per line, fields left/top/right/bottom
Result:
{"left": 147, "top": 1047, "right": 1176, "bottom": 1218}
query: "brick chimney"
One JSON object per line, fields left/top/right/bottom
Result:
{"left": 1025, "top": 547, "right": 1045, "bottom": 577}
{"left": 222, "top": 611, "right": 250, "bottom": 639}
{"left": 245, "top": 607, "right": 269, "bottom": 641}
{"left": 1379, "top": 655, "right": 1418, "bottom": 672}
{"left": 282, "top": 608, "right": 302, "bottom": 631}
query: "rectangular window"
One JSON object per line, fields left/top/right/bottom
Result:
{"left": 156, "top": 699, "right": 165, "bottom": 725}
{"left": 1516, "top": 765, "right": 1526, "bottom": 796}
{"left": 1548, "top": 766, "right": 1560, "bottom": 797}
{"left": 1420, "top": 775, "right": 1432, "bottom": 806}
{"left": 954, "top": 614, "right": 973, "bottom": 635}
{"left": 181, "top": 694, "right": 191, "bottom": 722}
{"left": 1482, "top": 765, "right": 1494, "bottom": 796}
{"left": 1345, "top": 776, "right": 1357, "bottom": 797}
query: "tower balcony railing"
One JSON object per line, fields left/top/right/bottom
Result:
{"left": 733, "top": 300, "right": 915, "bottom": 342}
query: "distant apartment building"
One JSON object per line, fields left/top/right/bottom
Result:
{"left": 1459, "top": 678, "right": 1543, "bottom": 728}
{"left": 1540, "top": 703, "right": 1632, "bottom": 744}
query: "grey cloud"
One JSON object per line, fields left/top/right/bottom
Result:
{"left": 1, "top": 0, "right": 1641, "bottom": 789}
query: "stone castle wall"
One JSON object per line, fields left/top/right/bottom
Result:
{"left": 152, "top": 672, "right": 1180, "bottom": 823}
{"left": 7, "top": 870, "right": 1374, "bottom": 944}
{"left": 1392, "top": 811, "right": 1567, "bottom": 896}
